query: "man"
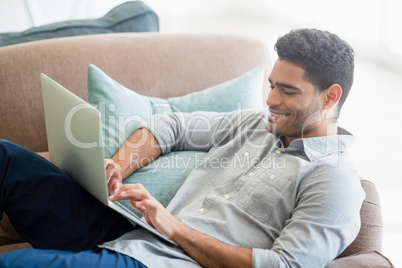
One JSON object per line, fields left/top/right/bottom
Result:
{"left": 0, "top": 28, "right": 365, "bottom": 267}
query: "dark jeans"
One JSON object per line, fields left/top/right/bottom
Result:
{"left": 0, "top": 140, "right": 145, "bottom": 267}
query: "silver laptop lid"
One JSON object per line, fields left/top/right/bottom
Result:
{"left": 41, "top": 73, "right": 109, "bottom": 206}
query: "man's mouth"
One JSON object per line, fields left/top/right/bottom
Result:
{"left": 268, "top": 110, "right": 288, "bottom": 123}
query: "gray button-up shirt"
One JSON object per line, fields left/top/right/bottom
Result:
{"left": 101, "top": 109, "right": 365, "bottom": 268}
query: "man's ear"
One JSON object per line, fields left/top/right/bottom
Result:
{"left": 323, "top": 84, "right": 342, "bottom": 110}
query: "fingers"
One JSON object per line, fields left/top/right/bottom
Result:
{"left": 105, "top": 159, "right": 121, "bottom": 182}
{"left": 109, "top": 183, "right": 150, "bottom": 202}
{"left": 104, "top": 159, "right": 113, "bottom": 166}
{"left": 110, "top": 181, "right": 122, "bottom": 195}
{"left": 109, "top": 183, "right": 155, "bottom": 217}
{"left": 109, "top": 183, "right": 178, "bottom": 239}
{"left": 105, "top": 159, "right": 123, "bottom": 195}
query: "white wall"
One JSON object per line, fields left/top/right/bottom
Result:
{"left": 0, "top": 0, "right": 126, "bottom": 32}
{"left": 0, "top": 0, "right": 269, "bottom": 32}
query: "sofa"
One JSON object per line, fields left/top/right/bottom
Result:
{"left": 0, "top": 32, "right": 394, "bottom": 267}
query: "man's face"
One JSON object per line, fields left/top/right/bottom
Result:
{"left": 266, "top": 59, "right": 325, "bottom": 146}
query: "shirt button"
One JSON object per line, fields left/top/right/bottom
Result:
{"left": 275, "top": 149, "right": 282, "bottom": 155}
{"left": 269, "top": 174, "right": 276, "bottom": 180}
{"left": 198, "top": 208, "right": 205, "bottom": 213}
{"left": 224, "top": 194, "right": 230, "bottom": 200}
{"left": 248, "top": 172, "right": 254, "bottom": 177}
{"left": 244, "top": 152, "right": 250, "bottom": 157}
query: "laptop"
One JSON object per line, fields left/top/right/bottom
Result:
{"left": 40, "top": 73, "right": 174, "bottom": 245}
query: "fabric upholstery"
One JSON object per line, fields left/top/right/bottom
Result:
{"left": 0, "top": 214, "right": 26, "bottom": 246}
{"left": 338, "top": 179, "right": 383, "bottom": 257}
{"left": 326, "top": 251, "right": 395, "bottom": 268}
{"left": 0, "top": 1, "right": 158, "bottom": 47}
{"left": 0, "top": 214, "right": 32, "bottom": 253}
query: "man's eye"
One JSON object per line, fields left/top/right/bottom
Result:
{"left": 283, "top": 90, "right": 295, "bottom": 95}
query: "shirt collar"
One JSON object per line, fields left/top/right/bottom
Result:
{"left": 278, "top": 128, "right": 354, "bottom": 161}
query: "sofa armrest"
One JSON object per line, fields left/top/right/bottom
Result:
{"left": 0, "top": 214, "right": 22, "bottom": 245}
{"left": 0, "top": 243, "right": 32, "bottom": 253}
{"left": 36, "top": 152, "right": 50, "bottom": 161}
{"left": 325, "top": 251, "right": 394, "bottom": 268}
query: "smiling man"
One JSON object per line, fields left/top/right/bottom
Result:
{"left": 267, "top": 31, "right": 351, "bottom": 147}
{"left": 0, "top": 29, "right": 365, "bottom": 268}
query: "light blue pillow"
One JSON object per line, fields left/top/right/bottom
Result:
{"left": 87, "top": 65, "right": 170, "bottom": 158}
{"left": 87, "top": 64, "right": 264, "bottom": 158}
{"left": 87, "top": 64, "right": 264, "bottom": 211}
{"left": 167, "top": 66, "right": 263, "bottom": 112}
{"left": 117, "top": 150, "right": 206, "bottom": 216}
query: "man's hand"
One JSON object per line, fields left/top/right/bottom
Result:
{"left": 105, "top": 159, "right": 123, "bottom": 195}
{"left": 108, "top": 183, "right": 180, "bottom": 239}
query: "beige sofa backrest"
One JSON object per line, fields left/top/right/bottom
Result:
{"left": 0, "top": 33, "right": 271, "bottom": 152}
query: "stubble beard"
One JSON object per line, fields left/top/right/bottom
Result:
{"left": 266, "top": 103, "right": 322, "bottom": 139}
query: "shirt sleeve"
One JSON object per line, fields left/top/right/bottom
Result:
{"left": 140, "top": 109, "right": 265, "bottom": 155}
{"left": 252, "top": 165, "right": 365, "bottom": 268}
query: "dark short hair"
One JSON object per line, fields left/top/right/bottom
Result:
{"left": 274, "top": 28, "right": 354, "bottom": 110}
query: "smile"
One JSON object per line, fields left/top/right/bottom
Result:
{"left": 268, "top": 110, "right": 288, "bottom": 123}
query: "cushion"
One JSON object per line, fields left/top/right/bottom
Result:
{"left": 87, "top": 64, "right": 265, "bottom": 158}
{"left": 0, "top": 1, "right": 158, "bottom": 47}
{"left": 325, "top": 251, "right": 394, "bottom": 268}
{"left": 87, "top": 64, "right": 264, "bottom": 212}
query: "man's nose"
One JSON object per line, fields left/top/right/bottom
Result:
{"left": 266, "top": 88, "right": 281, "bottom": 107}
